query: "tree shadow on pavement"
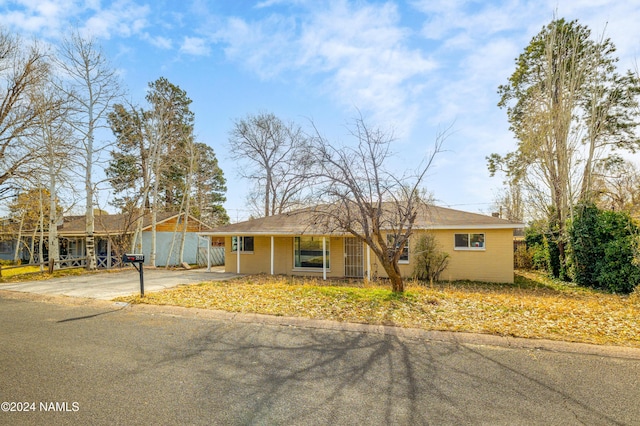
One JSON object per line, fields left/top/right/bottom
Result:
{"left": 135, "top": 320, "right": 634, "bottom": 425}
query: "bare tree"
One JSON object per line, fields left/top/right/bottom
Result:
{"left": 55, "top": 30, "right": 124, "bottom": 270}
{"left": 0, "top": 29, "right": 50, "bottom": 197}
{"left": 229, "top": 112, "right": 312, "bottom": 217}
{"left": 592, "top": 156, "right": 640, "bottom": 215}
{"left": 30, "top": 87, "right": 76, "bottom": 271}
{"left": 309, "top": 115, "right": 446, "bottom": 293}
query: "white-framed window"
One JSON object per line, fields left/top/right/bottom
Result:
{"left": 294, "top": 236, "right": 329, "bottom": 269}
{"left": 387, "top": 234, "right": 409, "bottom": 263}
{"left": 454, "top": 233, "right": 485, "bottom": 250}
{"left": 232, "top": 236, "right": 254, "bottom": 253}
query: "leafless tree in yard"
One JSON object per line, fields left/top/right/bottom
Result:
{"left": 29, "top": 86, "right": 77, "bottom": 271}
{"left": 592, "top": 156, "right": 640, "bottom": 216}
{"left": 229, "top": 112, "right": 312, "bottom": 217}
{"left": 0, "top": 29, "right": 50, "bottom": 199}
{"left": 55, "top": 30, "right": 124, "bottom": 270}
{"left": 309, "top": 115, "right": 446, "bottom": 293}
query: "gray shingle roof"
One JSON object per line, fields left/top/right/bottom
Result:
{"left": 57, "top": 211, "right": 209, "bottom": 235}
{"left": 202, "top": 205, "right": 523, "bottom": 236}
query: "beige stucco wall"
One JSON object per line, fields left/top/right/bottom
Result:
{"left": 224, "top": 229, "right": 515, "bottom": 283}
{"left": 367, "top": 229, "right": 514, "bottom": 283}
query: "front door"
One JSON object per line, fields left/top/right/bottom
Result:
{"left": 344, "top": 237, "right": 364, "bottom": 278}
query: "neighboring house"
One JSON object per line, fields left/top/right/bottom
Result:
{"left": 2, "top": 212, "right": 212, "bottom": 268}
{"left": 199, "top": 205, "right": 524, "bottom": 283}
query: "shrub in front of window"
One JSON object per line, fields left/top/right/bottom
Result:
{"left": 412, "top": 233, "right": 449, "bottom": 286}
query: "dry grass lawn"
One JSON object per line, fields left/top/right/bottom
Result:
{"left": 115, "top": 270, "right": 640, "bottom": 347}
{"left": 0, "top": 265, "right": 90, "bottom": 282}
{"left": 0, "top": 265, "right": 43, "bottom": 277}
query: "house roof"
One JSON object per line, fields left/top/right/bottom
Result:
{"left": 57, "top": 211, "right": 212, "bottom": 236}
{"left": 199, "top": 204, "right": 524, "bottom": 236}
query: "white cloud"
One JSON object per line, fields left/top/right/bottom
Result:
{"left": 214, "top": 0, "right": 436, "bottom": 135}
{"left": 142, "top": 33, "right": 172, "bottom": 50}
{"left": 0, "top": 0, "right": 150, "bottom": 41}
{"left": 255, "top": 0, "right": 309, "bottom": 8}
{"left": 0, "top": 0, "right": 81, "bottom": 36}
{"left": 80, "top": 0, "right": 150, "bottom": 40}
{"left": 180, "top": 36, "right": 210, "bottom": 56}
{"left": 214, "top": 14, "right": 298, "bottom": 79}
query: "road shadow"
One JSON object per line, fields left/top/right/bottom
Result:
{"left": 125, "top": 319, "right": 631, "bottom": 425}
{"left": 57, "top": 304, "right": 129, "bottom": 323}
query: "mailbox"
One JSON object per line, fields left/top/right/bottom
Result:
{"left": 122, "top": 253, "right": 145, "bottom": 296}
{"left": 123, "top": 253, "right": 144, "bottom": 263}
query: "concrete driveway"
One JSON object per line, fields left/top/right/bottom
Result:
{"left": 0, "top": 266, "right": 238, "bottom": 300}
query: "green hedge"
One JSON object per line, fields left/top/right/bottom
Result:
{"left": 569, "top": 203, "right": 640, "bottom": 294}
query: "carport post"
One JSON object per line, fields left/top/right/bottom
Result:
{"left": 207, "top": 236, "right": 211, "bottom": 272}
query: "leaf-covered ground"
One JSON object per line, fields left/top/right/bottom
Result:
{"left": 115, "top": 270, "right": 640, "bottom": 347}
{"left": 0, "top": 266, "right": 90, "bottom": 282}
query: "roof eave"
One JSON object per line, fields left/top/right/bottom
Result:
{"left": 198, "top": 223, "right": 524, "bottom": 236}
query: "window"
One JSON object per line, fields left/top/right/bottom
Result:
{"left": 232, "top": 236, "right": 254, "bottom": 253}
{"left": 68, "top": 239, "right": 81, "bottom": 256}
{"left": 0, "top": 240, "right": 12, "bottom": 254}
{"left": 454, "top": 233, "right": 485, "bottom": 250}
{"left": 294, "top": 236, "right": 329, "bottom": 269}
{"left": 387, "top": 234, "right": 409, "bottom": 263}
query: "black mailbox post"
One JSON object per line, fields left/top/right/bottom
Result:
{"left": 122, "top": 253, "right": 145, "bottom": 296}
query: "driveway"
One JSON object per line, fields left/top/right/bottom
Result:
{"left": 0, "top": 266, "right": 237, "bottom": 300}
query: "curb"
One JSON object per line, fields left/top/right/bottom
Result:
{"left": 125, "top": 298, "right": 640, "bottom": 361}
{"left": 3, "top": 289, "right": 640, "bottom": 360}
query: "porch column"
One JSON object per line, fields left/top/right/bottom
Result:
{"left": 236, "top": 235, "right": 241, "bottom": 274}
{"left": 366, "top": 244, "right": 371, "bottom": 280}
{"left": 322, "top": 236, "right": 327, "bottom": 281}
{"left": 107, "top": 239, "right": 112, "bottom": 269}
{"left": 270, "top": 236, "right": 274, "bottom": 275}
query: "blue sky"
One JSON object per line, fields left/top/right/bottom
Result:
{"left": 2, "top": 0, "right": 639, "bottom": 221}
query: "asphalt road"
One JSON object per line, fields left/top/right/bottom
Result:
{"left": 1, "top": 293, "right": 639, "bottom": 425}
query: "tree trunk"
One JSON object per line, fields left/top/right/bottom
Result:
{"left": 380, "top": 259, "right": 404, "bottom": 293}
{"left": 38, "top": 189, "right": 45, "bottom": 272}
{"left": 265, "top": 168, "right": 272, "bottom": 217}
{"left": 150, "top": 209, "right": 157, "bottom": 267}
{"left": 13, "top": 214, "right": 24, "bottom": 263}
{"left": 85, "top": 139, "right": 96, "bottom": 270}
